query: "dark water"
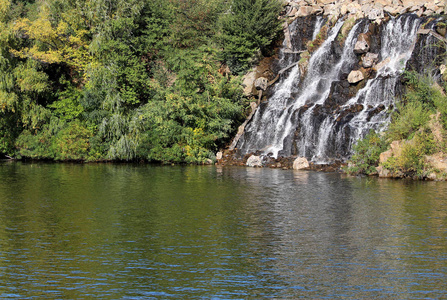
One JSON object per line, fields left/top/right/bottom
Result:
{"left": 0, "top": 162, "right": 446, "bottom": 299}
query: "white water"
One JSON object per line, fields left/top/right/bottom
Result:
{"left": 339, "top": 15, "right": 422, "bottom": 155}
{"left": 237, "top": 15, "right": 425, "bottom": 163}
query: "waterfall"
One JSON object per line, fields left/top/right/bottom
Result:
{"left": 236, "top": 14, "right": 426, "bottom": 163}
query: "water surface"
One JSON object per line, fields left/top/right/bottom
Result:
{"left": 0, "top": 162, "right": 446, "bottom": 299}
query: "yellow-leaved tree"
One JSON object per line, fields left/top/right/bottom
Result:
{"left": 10, "top": 1, "right": 91, "bottom": 76}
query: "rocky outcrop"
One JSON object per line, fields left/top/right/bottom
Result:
{"left": 241, "top": 57, "right": 276, "bottom": 97}
{"left": 282, "top": 0, "right": 446, "bottom": 21}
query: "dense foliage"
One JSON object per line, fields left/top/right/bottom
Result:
{"left": 0, "top": 0, "right": 282, "bottom": 162}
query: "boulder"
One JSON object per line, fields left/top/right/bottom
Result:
{"left": 317, "top": 0, "right": 335, "bottom": 4}
{"left": 288, "top": 6, "right": 298, "bottom": 17}
{"left": 348, "top": 70, "right": 364, "bottom": 83}
{"left": 216, "top": 151, "right": 223, "bottom": 160}
{"left": 367, "top": 8, "right": 384, "bottom": 19}
{"left": 354, "top": 40, "right": 369, "bottom": 54}
{"left": 242, "top": 71, "right": 256, "bottom": 96}
{"left": 296, "top": 6, "right": 314, "bottom": 17}
{"left": 293, "top": 157, "right": 310, "bottom": 170}
{"left": 254, "top": 77, "right": 268, "bottom": 91}
{"left": 340, "top": 4, "right": 348, "bottom": 15}
{"left": 246, "top": 155, "right": 263, "bottom": 167}
{"left": 376, "top": 165, "right": 392, "bottom": 178}
{"left": 436, "top": 23, "right": 446, "bottom": 37}
{"left": 379, "top": 140, "right": 402, "bottom": 164}
{"left": 347, "top": 2, "right": 362, "bottom": 13}
{"left": 384, "top": 5, "right": 400, "bottom": 14}
{"left": 401, "top": 0, "right": 426, "bottom": 7}
{"left": 435, "top": 7, "right": 444, "bottom": 14}
{"left": 427, "top": 172, "right": 438, "bottom": 181}
{"left": 362, "top": 52, "right": 379, "bottom": 68}
{"left": 379, "top": 149, "right": 393, "bottom": 164}
{"left": 424, "top": 2, "right": 438, "bottom": 11}
{"left": 354, "top": 33, "right": 371, "bottom": 54}
{"left": 312, "top": 4, "right": 324, "bottom": 14}
{"left": 323, "top": 4, "right": 335, "bottom": 15}
{"left": 425, "top": 152, "right": 447, "bottom": 172}
{"left": 372, "top": 57, "right": 391, "bottom": 72}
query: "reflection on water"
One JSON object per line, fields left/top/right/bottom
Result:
{"left": 0, "top": 162, "right": 446, "bottom": 299}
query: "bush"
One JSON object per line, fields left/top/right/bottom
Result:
{"left": 382, "top": 130, "right": 436, "bottom": 177}
{"left": 347, "top": 130, "right": 388, "bottom": 175}
{"left": 386, "top": 101, "right": 431, "bottom": 141}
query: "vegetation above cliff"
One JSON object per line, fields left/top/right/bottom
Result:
{"left": 0, "top": 0, "right": 282, "bottom": 162}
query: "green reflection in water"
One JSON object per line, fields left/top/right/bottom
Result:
{"left": 0, "top": 162, "right": 446, "bottom": 299}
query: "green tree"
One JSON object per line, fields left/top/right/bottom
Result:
{"left": 218, "top": 0, "right": 282, "bottom": 73}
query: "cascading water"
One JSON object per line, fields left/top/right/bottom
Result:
{"left": 340, "top": 15, "right": 423, "bottom": 154}
{"left": 236, "top": 14, "right": 428, "bottom": 163}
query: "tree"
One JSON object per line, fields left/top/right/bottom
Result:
{"left": 218, "top": 0, "right": 282, "bottom": 73}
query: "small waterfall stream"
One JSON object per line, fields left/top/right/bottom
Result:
{"left": 237, "top": 14, "right": 430, "bottom": 163}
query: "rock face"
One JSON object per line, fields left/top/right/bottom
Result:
{"left": 293, "top": 157, "right": 310, "bottom": 170}
{"left": 246, "top": 155, "right": 263, "bottom": 167}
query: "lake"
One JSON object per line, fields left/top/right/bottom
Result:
{"left": 0, "top": 162, "right": 446, "bottom": 299}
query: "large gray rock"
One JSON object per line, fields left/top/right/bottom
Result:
{"left": 246, "top": 155, "right": 263, "bottom": 167}
{"left": 367, "top": 8, "right": 384, "bottom": 19}
{"left": 372, "top": 57, "right": 391, "bottom": 71}
{"left": 362, "top": 52, "right": 379, "bottom": 68}
{"left": 354, "top": 40, "right": 369, "bottom": 54}
{"left": 254, "top": 77, "right": 268, "bottom": 91}
{"left": 348, "top": 70, "right": 364, "bottom": 83}
{"left": 242, "top": 71, "right": 256, "bottom": 96}
{"left": 354, "top": 33, "right": 370, "bottom": 54}
{"left": 296, "top": 6, "right": 314, "bottom": 17}
{"left": 293, "top": 157, "right": 310, "bottom": 170}
{"left": 216, "top": 151, "right": 223, "bottom": 160}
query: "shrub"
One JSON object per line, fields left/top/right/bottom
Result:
{"left": 386, "top": 101, "right": 431, "bottom": 141}
{"left": 347, "top": 130, "right": 388, "bottom": 175}
{"left": 382, "top": 130, "right": 436, "bottom": 177}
